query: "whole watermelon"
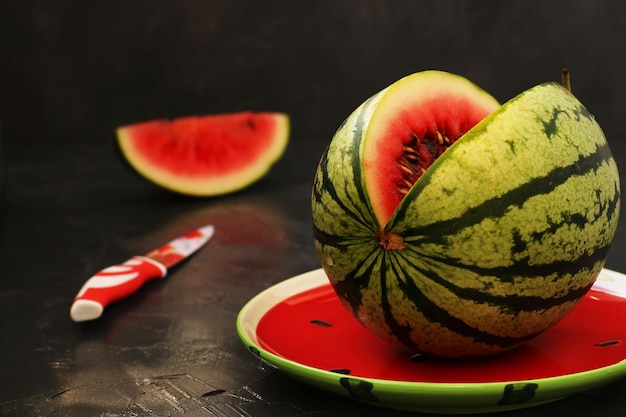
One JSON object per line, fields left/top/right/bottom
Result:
{"left": 311, "top": 70, "right": 620, "bottom": 358}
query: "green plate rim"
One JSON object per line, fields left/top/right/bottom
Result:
{"left": 236, "top": 268, "right": 626, "bottom": 414}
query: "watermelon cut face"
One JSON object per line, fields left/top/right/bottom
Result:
{"left": 312, "top": 71, "right": 620, "bottom": 358}
{"left": 362, "top": 71, "right": 500, "bottom": 226}
{"left": 117, "top": 112, "right": 289, "bottom": 196}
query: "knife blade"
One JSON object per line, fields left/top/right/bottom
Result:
{"left": 70, "top": 224, "right": 215, "bottom": 322}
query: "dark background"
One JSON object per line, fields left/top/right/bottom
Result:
{"left": 2, "top": 1, "right": 626, "bottom": 416}
{"left": 3, "top": 1, "right": 626, "bottom": 145}
{"left": 3, "top": 0, "right": 626, "bottom": 268}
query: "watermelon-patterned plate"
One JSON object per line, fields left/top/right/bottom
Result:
{"left": 236, "top": 268, "right": 626, "bottom": 414}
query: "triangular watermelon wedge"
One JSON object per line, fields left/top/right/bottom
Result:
{"left": 117, "top": 111, "right": 289, "bottom": 196}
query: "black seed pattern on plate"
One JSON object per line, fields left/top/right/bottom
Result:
{"left": 330, "top": 368, "right": 351, "bottom": 374}
{"left": 310, "top": 319, "right": 333, "bottom": 327}
{"left": 596, "top": 340, "right": 623, "bottom": 347}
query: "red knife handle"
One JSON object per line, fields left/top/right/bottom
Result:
{"left": 70, "top": 256, "right": 167, "bottom": 322}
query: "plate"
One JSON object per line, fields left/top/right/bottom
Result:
{"left": 237, "top": 268, "right": 626, "bottom": 414}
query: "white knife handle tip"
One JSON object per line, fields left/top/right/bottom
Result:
{"left": 200, "top": 224, "right": 215, "bottom": 237}
{"left": 70, "top": 299, "right": 104, "bottom": 322}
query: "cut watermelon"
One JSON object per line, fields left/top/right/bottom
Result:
{"left": 117, "top": 111, "right": 290, "bottom": 196}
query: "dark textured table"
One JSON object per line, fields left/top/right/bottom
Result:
{"left": 3, "top": 1, "right": 626, "bottom": 416}
{"left": 2, "top": 136, "right": 626, "bottom": 417}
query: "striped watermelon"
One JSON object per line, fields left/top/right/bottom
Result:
{"left": 311, "top": 71, "right": 620, "bottom": 358}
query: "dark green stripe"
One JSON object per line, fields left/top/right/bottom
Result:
{"left": 398, "top": 141, "right": 616, "bottom": 240}
{"left": 332, "top": 248, "right": 382, "bottom": 313}
{"left": 380, "top": 258, "right": 420, "bottom": 352}
{"left": 408, "top": 239, "right": 612, "bottom": 286}
{"left": 312, "top": 97, "right": 380, "bottom": 234}
{"left": 384, "top": 257, "right": 541, "bottom": 350}
{"left": 312, "top": 223, "right": 349, "bottom": 249}
{"left": 350, "top": 96, "right": 379, "bottom": 227}
{"left": 403, "top": 253, "right": 599, "bottom": 312}
{"left": 312, "top": 151, "right": 371, "bottom": 232}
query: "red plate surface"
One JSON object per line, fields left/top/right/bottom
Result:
{"left": 256, "top": 276, "right": 626, "bottom": 384}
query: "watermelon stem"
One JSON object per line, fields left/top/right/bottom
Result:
{"left": 561, "top": 68, "right": 571, "bottom": 92}
{"left": 376, "top": 230, "right": 407, "bottom": 251}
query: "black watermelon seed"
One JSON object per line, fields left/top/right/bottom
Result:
{"left": 330, "top": 369, "right": 351, "bottom": 374}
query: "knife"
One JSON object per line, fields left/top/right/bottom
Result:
{"left": 70, "top": 224, "right": 215, "bottom": 322}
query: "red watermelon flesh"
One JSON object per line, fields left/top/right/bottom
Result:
{"left": 117, "top": 112, "right": 289, "bottom": 196}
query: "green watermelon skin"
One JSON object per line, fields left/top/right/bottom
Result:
{"left": 311, "top": 81, "right": 620, "bottom": 358}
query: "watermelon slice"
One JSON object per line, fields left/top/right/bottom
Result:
{"left": 117, "top": 111, "right": 290, "bottom": 196}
